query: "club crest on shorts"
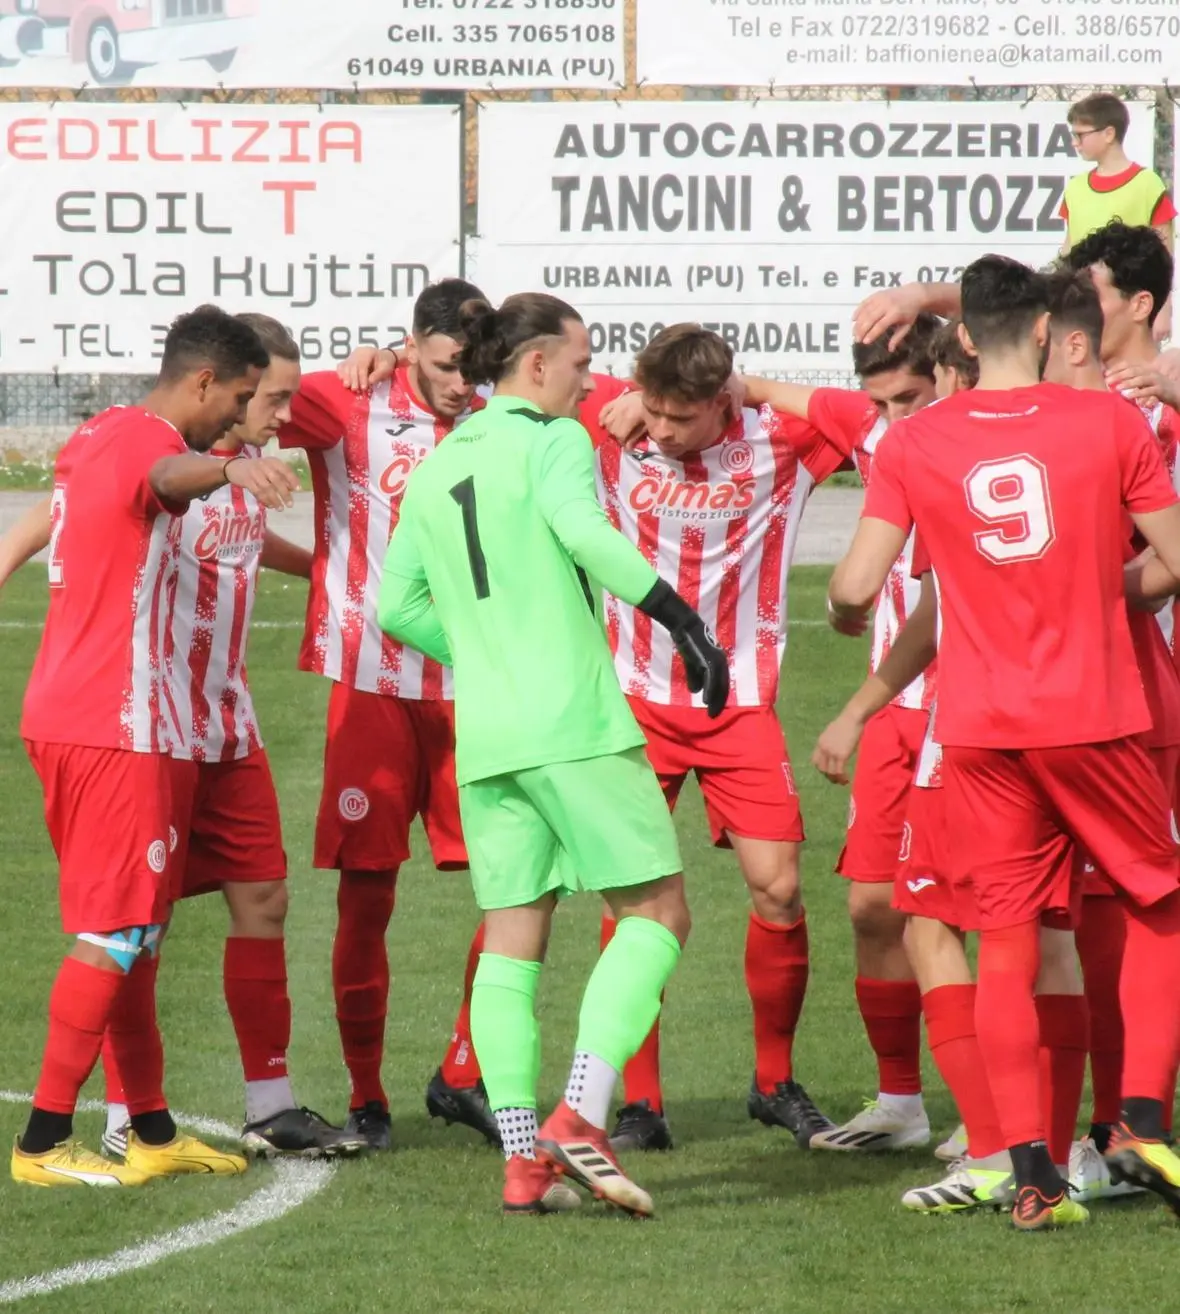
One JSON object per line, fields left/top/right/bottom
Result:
{"left": 168, "top": 826, "right": 178, "bottom": 854}
{"left": 338, "top": 787, "right": 370, "bottom": 822}
{"left": 848, "top": 797, "right": 857, "bottom": 830}
{"left": 898, "top": 821, "right": 912, "bottom": 863}
{"left": 719, "top": 439, "right": 754, "bottom": 476}
{"left": 146, "top": 840, "right": 168, "bottom": 874}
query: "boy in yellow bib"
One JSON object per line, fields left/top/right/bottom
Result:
{"left": 1061, "top": 93, "right": 1175, "bottom": 339}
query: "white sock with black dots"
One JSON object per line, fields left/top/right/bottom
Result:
{"left": 563, "top": 1051, "right": 618, "bottom": 1131}
{"left": 495, "top": 1107, "right": 538, "bottom": 1160}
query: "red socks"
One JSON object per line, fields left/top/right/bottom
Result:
{"left": 1121, "top": 889, "right": 1180, "bottom": 1104}
{"left": 1036, "top": 994, "right": 1089, "bottom": 1167}
{"left": 439, "top": 923, "right": 485, "bottom": 1089}
{"left": 974, "top": 920, "right": 1045, "bottom": 1149}
{"left": 855, "top": 976, "right": 923, "bottom": 1096}
{"left": 34, "top": 958, "right": 125, "bottom": 1115}
{"left": 333, "top": 869, "right": 397, "bottom": 1110}
{"left": 224, "top": 937, "right": 291, "bottom": 1082}
{"left": 922, "top": 984, "right": 1005, "bottom": 1159}
{"left": 602, "top": 914, "right": 665, "bottom": 1111}
{"left": 746, "top": 912, "right": 810, "bottom": 1093}
{"left": 1075, "top": 896, "right": 1127, "bottom": 1126}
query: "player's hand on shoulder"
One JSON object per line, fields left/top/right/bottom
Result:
{"left": 1106, "top": 360, "right": 1180, "bottom": 410}
{"left": 598, "top": 389, "right": 647, "bottom": 451}
{"left": 337, "top": 347, "right": 397, "bottom": 393}
{"left": 225, "top": 455, "right": 300, "bottom": 510}
{"left": 811, "top": 712, "right": 863, "bottom": 785}
{"left": 1149, "top": 347, "right": 1180, "bottom": 390}
{"left": 853, "top": 285, "right": 925, "bottom": 350}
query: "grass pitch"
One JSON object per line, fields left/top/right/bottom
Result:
{"left": 0, "top": 565, "right": 1171, "bottom": 1314}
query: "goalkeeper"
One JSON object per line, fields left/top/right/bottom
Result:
{"left": 378, "top": 292, "right": 728, "bottom": 1220}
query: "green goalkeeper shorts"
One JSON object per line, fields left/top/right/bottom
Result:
{"left": 459, "top": 746, "right": 683, "bottom": 911}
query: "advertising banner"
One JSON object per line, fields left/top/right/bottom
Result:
{"left": 0, "top": 103, "right": 462, "bottom": 372}
{"left": 636, "top": 0, "right": 1180, "bottom": 88}
{"left": 0, "top": 0, "right": 622, "bottom": 91}
{"left": 476, "top": 99, "right": 1154, "bottom": 372}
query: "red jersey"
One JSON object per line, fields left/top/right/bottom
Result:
{"left": 22, "top": 407, "right": 187, "bottom": 753}
{"left": 586, "top": 376, "right": 847, "bottom": 707}
{"left": 279, "top": 368, "right": 481, "bottom": 700}
{"left": 168, "top": 444, "right": 266, "bottom": 763}
{"left": 807, "top": 387, "right": 935, "bottom": 712}
{"left": 864, "top": 383, "right": 1176, "bottom": 750}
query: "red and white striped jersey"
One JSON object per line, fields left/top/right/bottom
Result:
{"left": 280, "top": 368, "right": 480, "bottom": 699}
{"left": 807, "top": 388, "right": 935, "bottom": 712}
{"left": 590, "top": 399, "right": 847, "bottom": 708}
{"left": 167, "top": 445, "right": 266, "bottom": 763}
{"left": 21, "top": 407, "right": 187, "bottom": 754}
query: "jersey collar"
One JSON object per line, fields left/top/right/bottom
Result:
{"left": 484, "top": 394, "right": 544, "bottom": 416}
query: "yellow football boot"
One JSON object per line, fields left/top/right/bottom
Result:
{"left": 11, "top": 1137, "right": 149, "bottom": 1188}
{"left": 124, "top": 1131, "right": 248, "bottom": 1178}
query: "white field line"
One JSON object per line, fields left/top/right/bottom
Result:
{"left": 0, "top": 1092, "right": 333, "bottom": 1306}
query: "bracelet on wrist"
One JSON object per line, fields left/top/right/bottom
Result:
{"left": 222, "top": 453, "right": 246, "bottom": 484}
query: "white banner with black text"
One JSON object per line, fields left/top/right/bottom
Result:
{"left": 474, "top": 99, "right": 1154, "bottom": 373}
{"left": 0, "top": 103, "right": 462, "bottom": 374}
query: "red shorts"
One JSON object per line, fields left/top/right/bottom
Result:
{"left": 315, "top": 683, "right": 466, "bottom": 872}
{"left": 172, "top": 750, "right": 287, "bottom": 899}
{"left": 837, "top": 703, "right": 929, "bottom": 882}
{"left": 1082, "top": 743, "right": 1180, "bottom": 898}
{"left": 627, "top": 698, "right": 804, "bottom": 847}
{"left": 891, "top": 785, "right": 980, "bottom": 931}
{"left": 943, "top": 738, "right": 1180, "bottom": 932}
{"left": 25, "top": 741, "right": 175, "bottom": 935}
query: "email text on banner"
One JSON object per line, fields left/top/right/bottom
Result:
{"left": 636, "top": 0, "right": 1180, "bottom": 88}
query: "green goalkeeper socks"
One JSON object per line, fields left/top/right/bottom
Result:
{"left": 469, "top": 953, "right": 542, "bottom": 1112}
{"left": 574, "top": 916, "right": 682, "bottom": 1071}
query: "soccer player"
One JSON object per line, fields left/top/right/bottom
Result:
{"left": 278, "top": 279, "right": 498, "bottom": 1150}
{"left": 378, "top": 292, "right": 728, "bottom": 1217}
{"left": 730, "top": 322, "right": 943, "bottom": 1153}
{"left": 0, "top": 317, "right": 363, "bottom": 1159}
{"left": 586, "top": 327, "right": 850, "bottom": 1151}
{"left": 816, "top": 286, "right": 1112, "bottom": 1214}
{"left": 100, "top": 315, "right": 364, "bottom": 1159}
{"left": 829, "top": 254, "right": 1180, "bottom": 1229}
{"left": 11, "top": 306, "right": 300, "bottom": 1186}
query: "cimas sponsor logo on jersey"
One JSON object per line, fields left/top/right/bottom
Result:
{"left": 379, "top": 451, "right": 429, "bottom": 498}
{"left": 629, "top": 467, "right": 755, "bottom": 520}
{"left": 193, "top": 510, "right": 266, "bottom": 562}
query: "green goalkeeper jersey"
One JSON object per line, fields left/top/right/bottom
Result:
{"left": 378, "top": 394, "right": 659, "bottom": 785}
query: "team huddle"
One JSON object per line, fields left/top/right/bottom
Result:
{"left": 7, "top": 210, "right": 1180, "bottom": 1231}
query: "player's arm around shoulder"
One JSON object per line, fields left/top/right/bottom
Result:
{"left": 377, "top": 486, "right": 453, "bottom": 667}
{"left": 828, "top": 418, "right": 913, "bottom": 616}
{"left": 529, "top": 415, "right": 658, "bottom": 606}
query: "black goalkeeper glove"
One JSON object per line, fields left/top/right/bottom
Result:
{"left": 638, "top": 580, "right": 730, "bottom": 718}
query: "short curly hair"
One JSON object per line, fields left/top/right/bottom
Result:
{"left": 1065, "top": 221, "right": 1173, "bottom": 327}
